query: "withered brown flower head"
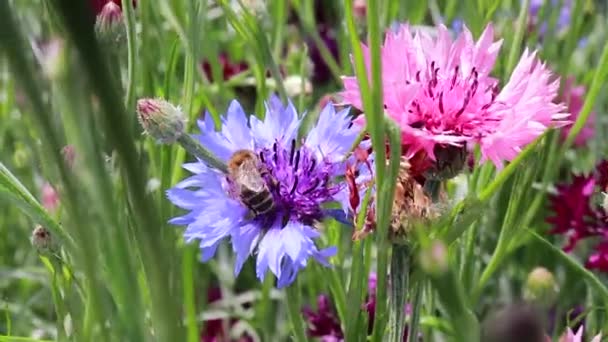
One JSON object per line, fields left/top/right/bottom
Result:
{"left": 390, "top": 158, "right": 438, "bottom": 244}
{"left": 351, "top": 156, "right": 443, "bottom": 243}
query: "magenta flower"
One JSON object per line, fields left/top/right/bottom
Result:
{"left": 547, "top": 161, "right": 608, "bottom": 273}
{"left": 547, "top": 174, "right": 599, "bottom": 251}
{"left": 559, "top": 77, "right": 595, "bottom": 146}
{"left": 341, "top": 23, "right": 568, "bottom": 168}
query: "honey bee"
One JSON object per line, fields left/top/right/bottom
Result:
{"left": 227, "top": 149, "right": 275, "bottom": 218}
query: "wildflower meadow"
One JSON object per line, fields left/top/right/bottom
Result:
{"left": 2, "top": 0, "right": 608, "bottom": 341}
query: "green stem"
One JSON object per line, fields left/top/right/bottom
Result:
{"left": 431, "top": 270, "right": 479, "bottom": 342}
{"left": 504, "top": 0, "right": 529, "bottom": 79}
{"left": 182, "top": 244, "right": 198, "bottom": 342}
{"left": 121, "top": 0, "right": 137, "bottom": 111}
{"left": 471, "top": 232, "right": 509, "bottom": 305}
{"left": 407, "top": 279, "right": 423, "bottom": 342}
{"left": 563, "top": 29, "right": 608, "bottom": 149}
{"left": 388, "top": 244, "right": 410, "bottom": 342}
{"left": 285, "top": 280, "right": 308, "bottom": 342}
{"left": 176, "top": 134, "right": 228, "bottom": 173}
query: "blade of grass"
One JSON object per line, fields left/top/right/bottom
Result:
{"left": 48, "top": 1, "right": 183, "bottom": 340}
{"left": 504, "top": 0, "right": 529, "bottom": 79}
{"left": 563, "top": 34, "right": 608, "bottom": 149}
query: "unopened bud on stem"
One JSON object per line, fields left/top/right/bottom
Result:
{"left": 524, "top": 267, "right": 559, "bottom": 307}
{"left": 137, "top": 98, "right": 186, "bottom": 144}
{"left": 95, "top": 2, "right": 125, "bottom": 47}
{"left": 136, "top": 98, "right": 228, "bottom": 173}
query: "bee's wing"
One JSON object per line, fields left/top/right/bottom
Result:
{"left": 237, "top": 161, "right": 266, "bottom": 192}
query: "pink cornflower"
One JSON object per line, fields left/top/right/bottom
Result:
{"left": 560, "top": 77, "right": 595, "bottom": 147}
{"left": 341, "top": 23, "right": 568, "bottom": 169}
{"left": 557, "top": 326, "right": 602, "bottom": 342}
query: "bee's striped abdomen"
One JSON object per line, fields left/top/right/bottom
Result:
{"left": 241, "top": 188, "right": 274, "bottom": 216}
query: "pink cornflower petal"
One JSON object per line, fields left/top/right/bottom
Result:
{"left": 559, "top": 325, "right": 602, "bottom": 342}
{"left": 341, "top": 23, "right": 568, "bottom": 169}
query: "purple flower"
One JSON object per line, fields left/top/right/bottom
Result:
{"left": 167, "top": 96, "right": 361, "bottom": 287}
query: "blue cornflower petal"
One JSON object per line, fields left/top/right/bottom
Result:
{"left": 195, "top": 101, "right": 254, "bottom": 162}
{"left": 305, "top": 103, "right": 359, "bottom": 163}
{"left": 221, "top": 100, "right": 254, "bottom": 150}
{"left": 250, "top": 95, "right": 300, "bottom": 147}
{"left": 201, "top": 243, "right": 219, "bottom": 262}
{"left": 254, "top": 221, "right": 337, "bottom": 288}
{"left": 231, "top": 223, "right": 262, "bottom": 275}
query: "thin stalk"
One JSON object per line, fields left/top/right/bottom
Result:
{"left": 372, "top": 121, "right": 403, "bottom": 342}
{"left": 182, "top": 244, "right": 199, "bottom": 342}
{"left": 285, "top": 280, "right": 308, "bottom": 342}
{"left": 176, "top": 134, "right": 228, "bottom": 173}
{"left": 563, "top": 35, "right": 608, "bottom": 149}
{"left": 407, "top": 279, "right": 423, "bottom": 342}
{"left": 388, "top": 244, "right": 410, "bottom": 342}
{"left": 430, "top": 269, "right": 479, "bottom": 342}
{"left": 478, "top": 131, "right": 547, "bottom": 203}
{"left": 170, "top": 0, "right": 200, "bottom": 186}
{"left": 504, "top": 0, "right": 529, "bottom": 78}
{"left": 122, "top": 0, "right": 137, "bottom": 111}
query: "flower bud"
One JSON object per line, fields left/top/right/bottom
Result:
{"left": 419, "top": 240, "right": 448, "bottom": 276}
{"left": 41, "top": 182, "right": 60, "bottom": 213}
{"left": 95, "top": 1, "right": 125, "bottom": 47}
{"left": 136, "top": 98, "right": 186, "bottom": 144}
{"left": 31, "top": 225, "right": 55, "bottom": 254}
{"left": 524, "top": 267, "right": 559, "bottom": 307}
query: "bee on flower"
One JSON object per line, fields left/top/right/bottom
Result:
{"left": 164, "top": 96, "right": 364, "bottom": 287}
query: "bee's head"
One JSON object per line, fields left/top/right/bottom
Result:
{"left": 228, "top": 149, "right": 257, "bottom": 172}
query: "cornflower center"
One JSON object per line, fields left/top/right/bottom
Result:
{"left": 406, "top": 61, "right": 499, "bottom": 137}
{"left": 227, "top": 139, "right": 342, "bottom": 227}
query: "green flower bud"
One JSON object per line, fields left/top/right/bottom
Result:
{"left": 136, "top": 98, "right": 186, "bottom": 144}
{"left": 523, "top": 267, "right": 559, "bottom": 307}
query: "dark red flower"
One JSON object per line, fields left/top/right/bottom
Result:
{"left": 200, "top": 54, "right": 248, "bottom": 83}
{"left": 302, "top": 295, "right": 344, "bottom": 341}
{"left": 586, "top": 240, "right": 608, "bottom": 272}
{"left": 547, "top": 160, "right": 608, "bottom": 274}
{"left": 547, "top": 175, "right": 600, "bottom": 251}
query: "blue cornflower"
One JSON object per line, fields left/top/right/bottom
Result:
{"left": 167, "top": 96, "right": 361, "bottom": 287}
